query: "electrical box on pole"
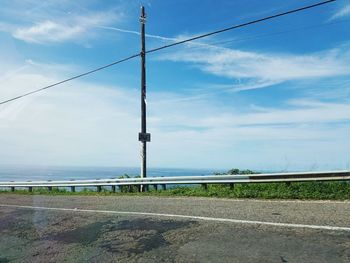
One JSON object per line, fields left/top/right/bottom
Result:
{"left": 139, "top": 132, "right": 151, "bottom": 142}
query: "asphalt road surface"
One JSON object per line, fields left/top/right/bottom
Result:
{"left": 0, "top": 194, "right": 349, "bottom": 263}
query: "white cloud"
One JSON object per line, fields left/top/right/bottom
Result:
{"left": 147, "top": 93, "right": 350, "bottom": 170}
{"left": 0, "top": 54, "right": 350, "bottom": 170}
{"left": 0, "top": 63, "right": 140, "bottom": 166}
{"left": 330, "top": 3, "right": 350, "bottom": 20}
{"left": 14, "top": 21, "right": 81, "bottom": 43}
{"left": 158, "top": 44, "right": 350, "bottom": 92}
{"left": 0, "top": 1, "right": 124, "bottom": 44}
{"left": 98, "top": 26, "right": 178, "bottom": 42}
{"left": 148, "top": 92, "right": 350, "bottom": 130}
{"left": 207, "top": 79, "right": 282, "bottom": 93}
{"left": 13, "top": 12, "right": 119, "bottom": 43}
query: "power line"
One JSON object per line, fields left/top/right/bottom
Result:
{"left": 0, "top": 54, "right": 140, "bottom": 106}
{"left": 0, "top": 0, "right": 335, "bottom": 106}
{"left": 146, "top": 0, "right": 336, "bottom": 54}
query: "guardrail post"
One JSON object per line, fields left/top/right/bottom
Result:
{"left": 137, "top": 185, "right": 141, "bottom": 192}
{"left": 161, "top": 184, "right": 166, "bottom": 191}
{"left": 28, "top": 187, "right": 33, "bottom": 192}
{"left": 153, "top": 184, "right": 158, "bottom": 191}
{"left": 97, "top": 186, "right": 102, "bottom": 192}
{"left": 127, "top": 185, "right": 132, "bottom": 193}
{"left": 70, "top": 179, "right": 75, "bottom": 193}
{"left": 47, "top": 180, "right": 52, "bottom": 192}
{"left": 229, "top": 183, "right": 234, "bottom": 190}
{"left": 111, "top": 185, "right": 116, "bottom": 193}
{"left": 201, "top": 183, "right": 208, "bottom": 191}
{"left": 10, "top": 181, "right": 15, "bottom": 192}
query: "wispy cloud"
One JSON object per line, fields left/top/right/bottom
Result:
{"left": 207, "top": 79, "right": 282, "bottom": 93}
{"left": 14, "top": 20, "right": 82, "bottom": 44}
{"left": 98, "top": 26, "right": 178, "bottom": 42}
{"left": 12, "top": 12, "right": 119, "bottom": 44}
{"left": 158, "top": 44, "right": 350, "bottom": 92}
{"left": 148, "top": 93, "right": 350, "bottom": 170}
{"left": 97, "top": 26, "right": 217, "bottom": 51}
{"left": 148, "top": 94, "right": 350, "bottom": 129}
{"left": 330, "top": 3, "right": 350, "bottom": 20}
{"left": 0, "top": 1, "right": 123, "bottom": 44}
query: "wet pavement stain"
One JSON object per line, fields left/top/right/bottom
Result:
{"left": 48, "top": 221, "right": 109, "bottom": 245}
{"left": 0, "top": 257, "right": 10, "bottom": 263}
{"left": 100, "top": 231, "right": 168, "bottom": 254}
{"left": 47, "top": 217, "right": 196, "bottom": 253}
{"left": 111, "top": 218, "right": 194, "bottom": 233}
{"left": 100, "top": 218, "right": 196, "bottom": 254}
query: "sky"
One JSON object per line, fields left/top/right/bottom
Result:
{"left": 0, "top": 0, "right": 349, "bottom": 171}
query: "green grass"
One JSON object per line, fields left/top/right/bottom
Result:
{"left": 1, "top": 182, "right": 350, "bottom": 200}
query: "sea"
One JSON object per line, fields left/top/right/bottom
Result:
{"left": 0, "top": 165, "right": 226, "bottom": 182}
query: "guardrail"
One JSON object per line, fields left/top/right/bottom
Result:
{"left": 0, "top": 170, "right": 349, "bottom": 192}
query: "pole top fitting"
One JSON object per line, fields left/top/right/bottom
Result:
{"left": 140, "top": 6, "right": 146, "bottom": 23}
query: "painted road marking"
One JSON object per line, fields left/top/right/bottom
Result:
{"left": 1, "top": 204, "right": 349, "bottom": 232}
{"left": 135, "top": 196, "right": 350, "bottom": 204}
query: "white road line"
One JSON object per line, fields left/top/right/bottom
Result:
{"left": 142, "top": 196, "right": 350, "bottom": 204}
{"left": 74, "top": 195, "right": 350, "bottom": 204}
{"left": 1, "top": 204, "right": 349, "bottom": 232}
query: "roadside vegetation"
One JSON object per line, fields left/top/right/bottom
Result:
{"left": 1, "top": 169, "right": 349, "bottom": 200}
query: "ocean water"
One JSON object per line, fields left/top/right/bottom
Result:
{"left": 0, "top": 165, "right": 225, "bottom": 182}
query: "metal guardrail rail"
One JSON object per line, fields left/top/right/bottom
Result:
{"left": 0, "top": 170, "right": 349, "bottom": 192}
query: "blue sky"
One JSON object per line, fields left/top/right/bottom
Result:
{"left": 0, "top": 0, "right": 349, "bottom": 171}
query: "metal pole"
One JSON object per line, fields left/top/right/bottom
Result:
{"left": 139, "top": 6, "right": 150, "bottom": 192}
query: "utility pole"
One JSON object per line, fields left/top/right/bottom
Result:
{"left": 139, "top": 6, "right": 150, "bottom": 191}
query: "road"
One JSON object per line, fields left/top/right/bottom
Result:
{"left": 0, "top": 194, "right": 349, "bottom": 262}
